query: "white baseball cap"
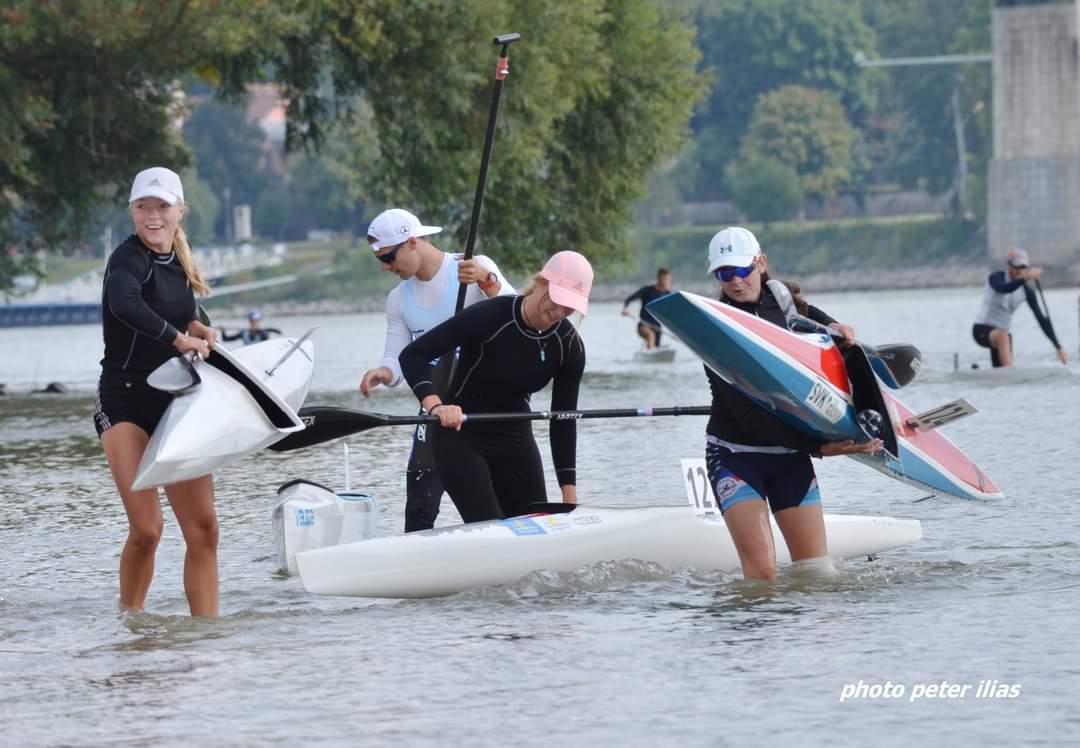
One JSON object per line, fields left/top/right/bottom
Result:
{"left": 1007, "top": 248, "right": 1030, "bottom": 269}
{"left": 707, "top": 226, "right": 761, "bottom": 273}
{"left": 130, "top": 167, "right": 184, "bottom": 205}
{"left": 366, "top": 208, "right": 442, "bottom": 251}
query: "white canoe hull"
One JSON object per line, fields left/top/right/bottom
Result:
{"left": 132, "top": 337, "right": 314, "bottom": 490}
{"left": 296, "top": 506, "right": 922, "bottom": 598}
{"left": 272, "top": 479, "right": 378, "bottom": 576}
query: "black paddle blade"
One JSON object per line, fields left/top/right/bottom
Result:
{"left": 866, "top": 343, "right": 922, "bottom": 389}
{"left": 268, "top": 406, "right": 391, "bottom": 452}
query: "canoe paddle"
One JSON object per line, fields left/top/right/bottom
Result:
{"left": 268, "top": 404, "right": 710, "bottom": 452}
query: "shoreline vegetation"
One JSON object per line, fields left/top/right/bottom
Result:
{"left": 25, "top": 214, "right": 1080, "bottom": 320}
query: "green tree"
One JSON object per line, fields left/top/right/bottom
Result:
{"left": 858, "top": 0, "right": 991, "bottom": 201}
{"left": 182, "top": 99, "right": 270, "bottom": 231}
{"left": 181, "top": 171, "right": 221, "bottom": 246}
{"left": 1, "top": 0, "right": 705, "bottom": 290}
{"left": 332, "top": 0, "right": 706, "bottom": 271}
{"left": 0, "top": 0, "right": 311, "bottom": 290}
{"left": 685, "top": 0, "right": 878, "bottom": 199}
{"left": 739, "top": 86, "right": 856, "bottom": 199}
{"left": 725, "top": 156, "right": 803, "bottom": 225}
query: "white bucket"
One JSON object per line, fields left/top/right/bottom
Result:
{"left": 272, "top": 479, "right": 378, "bottom": 575}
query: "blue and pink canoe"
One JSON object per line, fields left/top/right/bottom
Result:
{"left": 648, "top": 291, "right": 1002, "bottom": 501}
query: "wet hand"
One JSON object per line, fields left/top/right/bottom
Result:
{"left": 187, "top": 320, "right": 217, "bottom": 348}
{"left": 174, "top": 332, "right": 210, "bottom": 360}
{"left": 429, "top": 403, "right": 464, "bottom": 431}
{"left": 1057, "top": 348, "right": 1068, "bottom": 365}
{"left": 820, "top": 438, "right": 883, "bottom": 457}
{"left": 828, "top": 322, "right": 856, "bottom": 346}
{"left": 621, "top": 308, "right": 631, "bottom": 317}
{"left": 457, "top": 259, "right": 486, "bottom": 285}
{"left": 359, "top": 367, "right": 392, "bottom": 397}
{"left": 1025, "top": 267, "right": 1043, "bottom": 280}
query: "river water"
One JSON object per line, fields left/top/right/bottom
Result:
{"left": 2, "top": 288, "right": 1079, "bottom": 746}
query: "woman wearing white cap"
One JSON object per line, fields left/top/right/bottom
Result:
{"left": 702, "top": 227, "right": 881, "bottom": 581}
{"left": 94, "top": 167, "right": 222, "bottom": 616}
{"left": 971, "top": 248, "right": 1066, "bottom": 368}
{"left": 399, "top": 250, "right": 591, "bottom": 522}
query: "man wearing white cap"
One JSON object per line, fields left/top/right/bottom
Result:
{"left": 359, "top": 208, "right": 514, "bottom": 531}
{"left": 972, "top": 248, "right": 1066, "bottom": 368}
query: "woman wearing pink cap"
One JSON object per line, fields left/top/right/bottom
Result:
{"left": 400, "top": 250, "right": 592, "bottom": 522}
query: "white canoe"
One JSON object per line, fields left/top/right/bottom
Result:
{"left": 132, "top": 336, "right": 314, "bottom": 490}
{"left": 272, "top": 479, "right": 378, "bottom": 576}
{"left": 296, "top": 505, "right": 922, "bottom": 598}
{"left": 633, "top": 346, "right": 677, "bottom": 363}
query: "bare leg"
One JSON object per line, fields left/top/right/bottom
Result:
{"left": 101, "top": 423, "right": 164, "bottom": 612}
{"left": 164, "top": 476, "right": 219, "bottom": 617}
{"left": 637, "top": 323, "right": 657, "bottom": 350}
{"left": 722, "top": 500, "right": 777, "bottom": 580}
{"left": 989, "top": 328, "right": 1013, "bottom": 368}
{"left": 773, "top": 503, "right": 828, "bottom": 561}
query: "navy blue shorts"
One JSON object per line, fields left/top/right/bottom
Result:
{"left": 94, "top": 371, "right": 173, "bottom": 438}
{"left": 705, "top": 440, "right": 821, "bottom": 514}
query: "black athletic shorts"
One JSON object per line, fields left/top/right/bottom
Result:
{"left": 94, "top": 370, "right": 173, "bottom": 438}
{"left": 972, "top": 323, "right": 996, "bottom": 348}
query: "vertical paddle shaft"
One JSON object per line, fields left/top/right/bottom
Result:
{"left": 453, "top": 33, "right": 520, "bottom": 313}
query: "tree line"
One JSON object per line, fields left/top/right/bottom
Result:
{"left": 1, "top": 0, "right": 1027, "bottom": 293}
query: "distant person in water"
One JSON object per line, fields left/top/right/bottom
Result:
{"left": 221, "top": 308, "right": 279, "bottom": 345}
{"left": 972, "top": 249, "right": 1066, "bottom": 368}
{"left": 621, "top": 268, "right": 673, "bottom": 349}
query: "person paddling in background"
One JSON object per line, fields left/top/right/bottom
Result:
{"left": 358, "top": 208, "right": 514, "bottom": 531}
{"left": 701, "top": 227, "right": 881, "bottom": 581}
{"left": 94, "top": 167, "right": 221, "bottom": 616}
{"left": 220, "top": 308, "right": 279, "bottom": 345}
{"left": 621, "top": 268, "right": 673, "bottom": 349}
{"left": 399, "top": 250, "right": 590, "bottom": 523}
{"left": 972, "top": 248, "right": 1067, "bottom": 368}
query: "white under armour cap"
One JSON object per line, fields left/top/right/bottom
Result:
{"left": 366, "top": 208, "right": 442, "bottom": 251}
{"left": 707, "top": 226, "right": 761, "bottom": 273}
{"left": 129, "top": 167, "right": 184, "bottom": 205}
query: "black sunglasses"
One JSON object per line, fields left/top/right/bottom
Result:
{"left": 376, "top": 242, "right": 406, "bottom": 265}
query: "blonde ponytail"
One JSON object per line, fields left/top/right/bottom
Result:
{"left": 172, "top": 223, "right": 211, "bottom": 296}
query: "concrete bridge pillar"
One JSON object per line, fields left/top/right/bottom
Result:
{"left": 989, "top": 2, "right": 1080, "bottom": 269}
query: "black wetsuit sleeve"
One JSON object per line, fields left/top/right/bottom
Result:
{"left": 623, "top": 285, "right": 648, "bottom": 307}
{"left": 220, "top": 330, "right": 244, "bottom": 341}
{"left": 1024, "top": 285, "right": 1062, "bottom": 349}
{"left": 550, "top": 331, "right": 586, "bottom": 486}
{"left": 806, "top": 304, "right": 837, "bottom": 327}
{"left": 400, "top": 300, "right": 495, "bottom": 401}
{"left": 105, "top": 260, "right": 180, "bottom": 343}
{"left": 706, "top": 366, "right": 824, "bottom": 454}
{"left": 989, "top": 272, "right": 1024, "bottom": 294}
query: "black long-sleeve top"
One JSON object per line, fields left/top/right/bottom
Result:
{"left": 706, "top": 284, "right": 836, "bottom": 453}
{"left": 986, "top": 272, "right": 1061, "bottom": 349}
{"left": 400, "top": 295, "right": 586, "bottom": 486}
{"left": 100, "top": 234, "right": 195, "bottom": 373}
{"left": 623, "top": 284, "right": 669, "bottom": 328}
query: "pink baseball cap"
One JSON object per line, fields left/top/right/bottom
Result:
{"left": 540, "top": 250, "right": 593, "bottom": 315}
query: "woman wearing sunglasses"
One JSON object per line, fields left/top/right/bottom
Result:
{"left": 703, "top": 227, "right": 881, "bottom": 581}
{"left": 400, "top": 250, "right": 591, "bottom": 523}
